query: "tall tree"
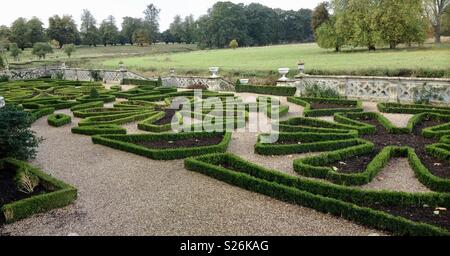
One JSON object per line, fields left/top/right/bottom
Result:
{"left": 99, "top": 15, "right": 119, "bottom": 46}
{"left": 312, "top": 2, "right": 330, "bottom": 32}
{"left": 132, "top": 28, "right": 150, "bottom": 46}
{"left": 424, "top": 0, "right": 450, "bottom": 43}
{"left": 169, "top": 15, "right": 183, "bottom": 43}
{"left": 0, "top": 26, "right": 11, "bottom": 50}
{"left": 121, "top": 17, "right": 143, "bottom": 45}
{"left": 26, "top": 17, "right": 45, "bottom": 45}
{"left": 245, "top": 3, "right": 279, "bottom": 46}
{"left": 10, "top": 18, "right": 29, "bottom": 50}
{"left": 143, "top": 4, "right": 161, "bottom": 43}
{"left": 374, "top": 0, "right": 427, "bottom": 48}
{"left": 182, "top": 15, "right": 196, "bottom": 44}
{"left": 47, "top": 15, "right": 79, "bottom": 48}
{"left": 80, "top": 9, "right": 100, "bottom": 46}
{"left": 442, "top": 5, "right": 450, "bottom": 35}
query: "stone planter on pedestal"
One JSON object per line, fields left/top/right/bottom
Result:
{"left": 278, "top": 68, "right": 290, "bottom": 82}
{"left": 239, "top": 79, "right": 249, "bottom": 85}
{"left": 209, "top": 67, "right": 220, "bottom": 78}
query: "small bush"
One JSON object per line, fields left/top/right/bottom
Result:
{"left": 90, "top": 88, "right": 100, "bottom": 98}
{"left": 0, "top": 105, "right": 42, "bottom": 161}
{"left": 15, "top": 169, "right": 40, "bottom": 194}
{"left": 48, "top": 113, "right": 71, "bottom": 127}
{"left": 302, "top": 82, "right": 340, "bottom": 98}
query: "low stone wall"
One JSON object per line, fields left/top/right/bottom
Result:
{"left": 162, "top": 75, "right": 234, "bottom": 91}
{"left": 0, "top": 67, "right": 148, "bottom": 84}
{"left": 283, "top": 75, "right": 450, "bottom": 104}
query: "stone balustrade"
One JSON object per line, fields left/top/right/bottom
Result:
{"left": 280, "top": 75, "right": 450, "bottom": 104}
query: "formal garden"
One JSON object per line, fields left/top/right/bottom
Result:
{"left": 0, "top": 73, "right": 448, "bottom": 236}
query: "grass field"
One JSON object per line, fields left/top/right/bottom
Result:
{"left": 6, "top": 44, "right": 198, "bottom": 69}
{"left": 5, "top": 42, "right": 450, "bottom": 82}
{"left": 99, "top": 43, "right": 450, "bottom": 80}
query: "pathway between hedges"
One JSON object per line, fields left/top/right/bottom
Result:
{"left": 1, "top": 94, "right": 425, "bottom": 236}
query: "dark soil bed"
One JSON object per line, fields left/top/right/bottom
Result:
{"left": 217, "top": 162, "right": 449, "bottom": 232}
{"left": 0, "top": 168, "right": 48, "bottom": 225}
{"left": 153, "top": 109, "right": 178, "bottom": 125}
{"left": 133, "top": 134, "right": 223, "bottom": 149}
{"left": 325, "top": 153, "right": 379, "bottom": 173}
{"left": 358, "top": 118, "right": 450, "bottom": 179}
{"left": 310, "top": 102, "right": 355, "bottom": 110}
{"left": 368, "top": 204, "right": 449, "bottom": 232}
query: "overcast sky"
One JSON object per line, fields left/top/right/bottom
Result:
{"left": 0, "top": 0, "right": 322, "bottom": 30}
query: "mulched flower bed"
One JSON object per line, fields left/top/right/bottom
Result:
{"left": 0, "top": 169, "right": 48, "bottom": 225}
{"left": 326, "top": 153, "right": 379, "bottom": 173}
{"left": 310, "top": 102, "right": 355, "bottom": 109}
{"left": 368, "top": 204, "right": 450, "bottom": 232}
{"left": 154, "top": 109, "right": 178, "bottom": 125}
{"left": 324, "top": 117, "right": 449, "bottom": 178}
{"left": 133, "top": 134, "right": 224, "bottom": 149}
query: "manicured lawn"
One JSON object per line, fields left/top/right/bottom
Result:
{"left": 7, "top": 44, "right": 198, "bottom": 68}
{"left": 101, "top": 43, "right": 450, "bottom": 77}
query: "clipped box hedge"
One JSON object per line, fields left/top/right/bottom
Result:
{"left": 78, "top": 111, "right": 157, "bottom": 126}
{"left": 378, "top": 102, "right": 450, "bottom": 115}
{"left": 0, "top": 158, "right": 77, "bottom": 224}
{"left": 76, "top": 94, "right": 116, "bottom": 103}
{"left": 279, "top": 116, "right": 359, "bottom": 133}
{"left": 255, "top": 132, "right": 360, "bottom": 156}
{"left": 236, "top": 84, "right": 296, "bottom": 96}
{"left": 70, "top": 101, "right": 104, "bottom": 112}
{"left": 28, "top": 107, "right": 55, "bottom": 122}
{"left": 138, "top": 111, "right": 183, "bottom": 133}
{"left": 92, "top": 131, "right": 232, "bottom": 160}
{"left": 184, "top": 153, "right": 450, "bottom": 236}
{"left": 121, "top": 78, "right": 159, "bottom": 86}
{"left": 72, "top": 125, "right": 127, "bottom": 136}
{"left": 48, "top": 113, "right": 72, "bottom": 127}
{"left": 288, "top": 97, "right": 364, "bottom": 117}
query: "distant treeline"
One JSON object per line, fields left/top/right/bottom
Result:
{"left": 0, "top": 1, "right": 313, "bottom": 52}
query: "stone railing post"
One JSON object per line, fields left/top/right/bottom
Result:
{"left": 389, "top": 81, "right": 399, "bottom": 103}
{"left": 339, "top": 78, "right": 347, "bottom": 98}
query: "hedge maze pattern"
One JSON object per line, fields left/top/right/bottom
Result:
{"left": 1, "top": 79, "right": 449, "bottom": 235}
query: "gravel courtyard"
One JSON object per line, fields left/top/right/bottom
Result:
{"left": 1, "top": 93, "right": 428, "bottom": 236}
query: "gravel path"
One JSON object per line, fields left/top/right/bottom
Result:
{"left": 1, "top": 107, "right": 383, "bottom": 236}
{"left": 361, "top": 158, "right": 431, "bottom": 193}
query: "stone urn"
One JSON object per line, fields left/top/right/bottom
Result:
{"left": 297, "top": 62, "right": 305, "bottom": 74}
{"left": 278, "top": 68, "right": 290, "bottom": 82}
{"left": 209, "top": 67, "right": 220, "bottom": 78}
{"left": 0, "top": 96, "right": 5, "bottom": 109}
{"left": 239, "top": 79, "right": 249, "bottom": 85}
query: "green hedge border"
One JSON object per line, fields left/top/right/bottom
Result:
{"left": 288, "top": 97, "right": 363, "bottom": 117}
{"left": 78, "top": 111, "right": 157, "bottom": 126}
{"left": 70, "top": 101, "right": 104, "bottom": 112}
{"left": 255, "top": 132, "right": 360, "bottom": 156}
{"left": 71, "top": 125, "right": 127, "bottom": 136}
{"left": 184, "top": 153, "right": 450, "bottom": 236}
{"left": 92, "top": 132, "right": 232, "bottom": 160}
{"left": 76, "top": 94, "right": 116, "bottom": 103}
{"left": 0, "top": 158, "right": 77, "bottom": 224}
{"left": 236, "top": 84, "right": 296, "bottom": 96}
{"left": 138, "top": 111, "right": 184, "bottom": 133}
{"left": 378, "top": 102, "right": 450, "bottom": 115}
{"left": 47, "top": 113, "right": 71, "bottom": 127}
